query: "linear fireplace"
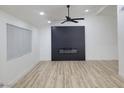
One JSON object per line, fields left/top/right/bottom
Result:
{"left": 59, "top": 48, "right": 78, "bottom": 54}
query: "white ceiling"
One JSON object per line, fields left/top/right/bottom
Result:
{"left": 0, "top": 5, "right": 117, "bottom": 29}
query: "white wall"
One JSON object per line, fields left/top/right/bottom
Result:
{"left": 85, "top": 16, "right": 117, "bottom": 60}
{"left": 40, "top": 16, "right": 118, "bottom": 61}
{"left": 0, "top": 10, "right": 40, "bottom": 85}
{"left": 118, "top": 6, "right": 124, "bottom": 77}
{"left": 40, "top": 25, "right": 51, "bottom": 61}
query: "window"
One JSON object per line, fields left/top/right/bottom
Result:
{"left": 7, "top": 24, "right": 32, "bottom": 61}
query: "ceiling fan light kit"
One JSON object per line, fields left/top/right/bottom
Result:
{"left": 61, "top": 5, "right": 84, "bottom": 24}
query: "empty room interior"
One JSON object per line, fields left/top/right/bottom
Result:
{"left": 0, "top": 5, "right": 124, "bottom": 88}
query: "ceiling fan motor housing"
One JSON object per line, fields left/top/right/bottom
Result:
{"left": 67, "top": 5, "right": 70, "bottom": 8}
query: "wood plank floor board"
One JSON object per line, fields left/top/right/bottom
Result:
{"left": 14, "top": 60, "right": 124, "bottom": 88}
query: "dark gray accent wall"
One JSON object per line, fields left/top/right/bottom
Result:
{"left": 51, "top": 26, "right": 85, "bottom": 61}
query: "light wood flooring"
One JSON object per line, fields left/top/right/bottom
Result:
{"left": 14, "top": 60, "right": 124, "bottom": 88}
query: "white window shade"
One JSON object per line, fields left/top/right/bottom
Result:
{"left": 7, "top": 24, "right": 32, "bottom": 61}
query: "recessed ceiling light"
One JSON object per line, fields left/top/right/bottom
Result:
{"left": 40, "top": 12, "right": 45, "bottom": 15}
{"left": 48, "top": 21, "right": 51, "bottom": 24}
{"left": 84, "top": 9, "right": 89, "bottom": 12}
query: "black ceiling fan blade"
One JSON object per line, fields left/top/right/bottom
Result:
{"left": 71, "top": 20, "right": 78, "bottom": 23}
{"left": 61, "top": 20, "right": 67, "bottom": 24}
{"left": 71, "top": 18, "right": 84, "bottom": 20}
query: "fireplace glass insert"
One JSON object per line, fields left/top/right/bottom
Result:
{"left": 59, "top": 48, "right": 78, "bottom": 54}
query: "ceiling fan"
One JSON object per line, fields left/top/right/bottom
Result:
{"left": 61, "top": 5, "right": 84, "bottom": 24}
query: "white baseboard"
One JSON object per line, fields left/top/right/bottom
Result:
{"left": 86, "top": 59, "right": 118, "bottom": 62}
{"left": 40, "top": 59, "right": 118, "bottom": 62}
